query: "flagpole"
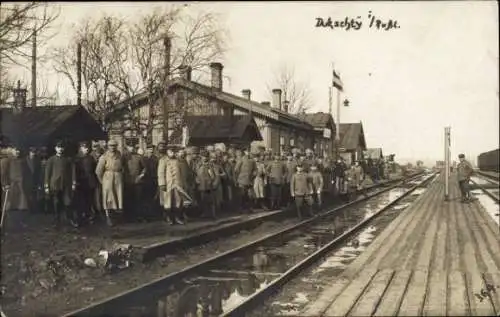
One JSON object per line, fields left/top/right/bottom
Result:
{"left": 335, "top": 75, "right": 341, "bottom": 160}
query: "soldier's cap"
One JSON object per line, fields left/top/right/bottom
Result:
{"left": 166, "top": 145, "right": 180, "bottom": 152}
{"left": 28, "top": 146, "right": 37, "bottom": 152}
{"left": 107, "top": 140, "right": 118, "bottom": 146}
{"left": 186, "top": 146, "right": 198, "bottom": 154}
{"left": 458, "top": 154, "right": 465, "bottom": 158}
{"left": 199, "top": 150, "right": 209, "bottom": 157}
{"left": 79, "top": 141, "right": 90, "bottom": 148}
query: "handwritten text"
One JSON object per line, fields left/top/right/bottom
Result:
{"left": 315, "top": 11, "right": 400, "bottom": 31}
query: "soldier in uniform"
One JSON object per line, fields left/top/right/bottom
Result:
{"left": 142, "top": 144, "right": 159, "bottom": 221}
{"left": 25, "top": 147, "right": 42, "bottom": 213}
{"left": 74, "top": 141, "right": 99, "bottom": 224}
{"left": 195, "top": 150, "right": 216, "bottom": 219}
{"left": 210, "top": 152, "right": 225, "bottom": 214}
{"left": 303, "top": 148, "right": 315, "bottom": 172}
{"left": 290, "top": 164, "right": 314, "bottom": 220}
{"left": 284, "top": 153, "right": 298, "bottom": 209}
{"left": 457, "top": 153, "right": 474, "bottom": 203}
{"left": 124, "top": 144, "right": 146, "bottom": 222}
{"left": 44, "top": 141, "right": 77, "bottom": 228}
{"left": 95, "top": 139, "right": 126, "bottom": 227}
{"left": 38, "top": 146, "right": 50, "bottom": 214}
{"left": 253, "top": 155, "right": 268, "bottom": 210}
{"left": 177, "top": 149, "right": 193, "bottom": 222}
{"left": 234, "top": 149, "right": 256, "bottom": 213}
{"left": 334, "top": 158, "right": 346, "bottom": 195}
{"left": 346, "top": 160, "right": 363, "bottom": 202}
{"left": 90, "top": 141, "right": 104, "bottom": 216}
{"left": 158, "top": 146, "right": 191, "bottom": 225}
{"left": 267, "top": 153, "right": 286, "bottom": 210}
{"left": 221, "top": 152, "right": 235, "bottom": 211}
{"left": 1, "top": 145, "right": 30, "bottom": 215}
{"left": 309, "top": 163, "right": 324, "bottom": 210}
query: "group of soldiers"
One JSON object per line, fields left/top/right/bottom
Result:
{"left": 1, "top": 139, "right": 390, "bottom": 230}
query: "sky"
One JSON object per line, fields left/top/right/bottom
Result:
{"left": 6, "top": 1, "right": 499, "bottom": 165}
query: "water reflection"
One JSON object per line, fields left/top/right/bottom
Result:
{"left": 155, "top": 247, "right": 281, "bottom": 317}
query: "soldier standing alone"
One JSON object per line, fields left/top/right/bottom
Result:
{"left": 457, "top": 153, "right": 474, "bottom": 203}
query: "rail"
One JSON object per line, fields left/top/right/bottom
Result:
{"left": 221, "top": 173, "right": 436, "bottom": 317}
{"left": 61, "top": 172, "right": 425, "bottom": 317}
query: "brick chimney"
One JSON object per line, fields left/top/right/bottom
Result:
{"left": 242, "top": 89, "right": 251, "bottom": 100}
{"left": 179, "top": 65, "right": 192, "bottom": 81}
{"left": 283, "top": 100, "right": 290, "bottom": 113}
{"left": 13, "top": 80, "right": 27, "bottom": 114}
{"left": 261, "top": 101, "right": 270, "bottom": 107}
{"left": 210, "top": 62, "right": 223, "bottom": 91}
{"left": 272, "top": 89, "right": 282, "bottom": 110}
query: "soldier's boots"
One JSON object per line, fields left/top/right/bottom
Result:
{"left": 105, "top": 210, "right": 114, "bottom": 227}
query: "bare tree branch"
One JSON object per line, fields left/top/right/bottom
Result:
{"left": 267, "top": 63, "right": 313, "bottom": 114}
{"left": 0, "top": 2, "right": 60, "bottom": 68}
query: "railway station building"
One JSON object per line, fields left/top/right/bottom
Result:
{"left": 106, "top": 62, "right": 336, "bottom": 156}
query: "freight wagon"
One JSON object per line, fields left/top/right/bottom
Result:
{"left": 477, "top": 149, "right": 500, "bottom": 172}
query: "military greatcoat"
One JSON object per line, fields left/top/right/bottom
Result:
{"left": 1, "top": 156, "right": 30, "bottom": 211}
{"left": 158, "top": 157, "right": 192, "bottom": 209}
{"left": 95, "top": 151, "right": 126, "bottom": 210}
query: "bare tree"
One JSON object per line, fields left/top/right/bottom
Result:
{"left": 51, "top": 6, "right": 227, "bottom": 141}
{"left": 0, "top": 2, "right": 60, "bottom": 66}
{"left": 0, "top": 64, "right": 14, "bottom": 105}
{"left": 51, "top": 15, "right": 128, "bottom": 128}
{"left": 267, "top": 63, "right": 313, "bottom": 114}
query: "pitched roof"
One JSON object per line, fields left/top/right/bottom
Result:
{"left": 1, "top": 106, "right": 106, "bottom": 146}
{"left": 294, "top": 112, "right": 333, "bottom": 128}
{"left": 339, "top": 123, "right": 366, "bottom": 150}
{"left": 365, "top": 148, "right": 384, "bottom": 159}
{"left": 168, "top": 115, "right": 262, "bottom": 146}
{"left": 111, "top": 78, "right": 313, "bottom": 131}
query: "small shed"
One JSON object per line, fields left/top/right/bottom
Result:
{"left": 1, "top": 105, "right": 107, "bottom": 155}
{"left": 338, "top": 122, "right": 367, "bottom": 164}
{"left": 168, "top": 115, "right": 262, "bottom": 148}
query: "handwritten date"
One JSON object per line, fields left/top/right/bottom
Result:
{"left": 315, "top": 11, "right": 400, "bottom": 31}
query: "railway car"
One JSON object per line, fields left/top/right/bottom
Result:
{"left": 477, "top": 148, "right": 500, "bottom": 172}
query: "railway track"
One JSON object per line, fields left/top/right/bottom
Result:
{"left": 61, "top": 172, "right": 429, "bottom": 317}
{"left": 477, "top": 170, "right": 500, "bottom": 183}
{"left": 471, "top": 175, "right": 499, "bottom": 203}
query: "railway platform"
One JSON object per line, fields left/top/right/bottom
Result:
{"left": 301, "top": 172, "right": 500, "bottom": 316}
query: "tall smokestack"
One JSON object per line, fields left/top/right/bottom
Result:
{"left": 164, "top": 36, "right": 171, "bottom": 80}
{"left": 31, "top": 28, "right": 37, "bottom": 107}
{"left": 77, "top": 42, "right": 82, "bottom": 107}
{"left": 272, "top": 89, "right": 282, "bottom": 110}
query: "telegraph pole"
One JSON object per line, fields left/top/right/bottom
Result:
{"left": 444, "top": 127, "right": 451, "bottom": 201}
{"left": 163, "top": 36, "right": 171, "bottom": 144}
{"left": 31, "top": 27, "right": 37, "bottom": 108}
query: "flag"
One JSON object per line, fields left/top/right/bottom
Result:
{"left": 332, "top": 69, "right": 343, "bottom": 92}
